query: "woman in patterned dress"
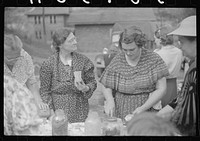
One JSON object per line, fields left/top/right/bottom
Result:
{"left": 99, "top": 26, "right": 169, "bottom": 120}
{"left": 4, "top": 34, "right": 49, "bottom": 135}
{"left": 39, "top": 28, "right": 97, "bottom": 123}
{"left": 4, "top": 34, "right": 48, "bottom": 110}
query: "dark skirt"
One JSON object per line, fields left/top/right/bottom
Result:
{"left": 161, "top": 78, "right": 177, "bottom": 107}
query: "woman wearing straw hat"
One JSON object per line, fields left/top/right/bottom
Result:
{"left": 157, "top": 15, "right": 197, "bottom": 136}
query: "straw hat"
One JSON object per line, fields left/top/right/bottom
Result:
{"left": 168, "top": 15, "right": 196, "bottom": 36}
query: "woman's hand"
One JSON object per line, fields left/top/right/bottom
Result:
{"left": 76, "top": 82, "right": 90, "bottom": 93}
{"left": 37, "top": 101, "right": 49, "bottom": 111}
{"left": 104, "top": 100, "right": 115, "bottom": 117}
{"left": 125, "top": 114, "right": 134, "bottom": 122}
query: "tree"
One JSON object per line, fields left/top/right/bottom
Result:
{"left": 153, "top": 8, "right": 196, "bottom": 27}
{"left": 4, "top": 7, "right": 34, "bottom": 40}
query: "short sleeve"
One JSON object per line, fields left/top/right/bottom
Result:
{"left": 151, "top": 53, "right": 169, "bottom": 82}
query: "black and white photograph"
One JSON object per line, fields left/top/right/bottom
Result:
{"left": 3, "top": 7, "right": 197, "bottom": 136}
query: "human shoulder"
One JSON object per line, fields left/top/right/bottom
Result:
{"left": 41, "top": 54, "right": 56, "bottom": 67}
{"left": 21, "top": 49, "right": 33, "bottom": 61}
{"left": 73, "top": 52, "right": 92, "bottom": 63}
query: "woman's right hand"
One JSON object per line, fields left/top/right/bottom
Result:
{"left": 104, "top": 100, "right": 115, "bottom": 117}
{"left": 37, "top": 101, "right": 49, "bottom": 111}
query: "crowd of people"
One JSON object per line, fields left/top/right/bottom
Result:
{"left": 4, "top": 15, "right": 197, "bottom": 136}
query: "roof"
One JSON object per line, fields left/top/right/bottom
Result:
{"left": 26, "top": 7, "right": 70, "bottom": 16}
{"left": 67, "top": 8, "right": 156, "bottom": 25}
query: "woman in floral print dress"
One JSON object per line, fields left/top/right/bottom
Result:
{"left": 100, "top": 26, "right": 169, "bottom": 120}
{"left": 39, "top": 28, "right": 97, "bottom": 123}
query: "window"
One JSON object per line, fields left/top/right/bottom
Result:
{"left": 38, "top": 16, "right": 41, "bottom": 24}
{"left": 51, "top": 31, "right": 54, "bottom": 37}
{"left": 54, "top": 15, "right": 56, "bottom": 24}
{"left": 35, "top": 31, "right": 38, "bottom": 39}
{"left": 34, "top": 16, "right": 37, "bottom": 24}
{"left": 50, "top": 15, "right": 52, "bottom": 24}
{"left": 39, "top": 31, "right": 42, "bottom": 39}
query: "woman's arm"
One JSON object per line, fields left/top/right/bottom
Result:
{"left": 39, "top": 60, "right": 54, "bottom": 110}
{"left": 25, "top": 54, "right": 49, "bottom": 110}
{"left": 102, "top": 85, "right": 115, "bottom": 117}
{"left": 82, "top": 59, "right": 97, "bottom": 99}
{"left": 133, "top": 77, "right": 167, "bottom": 114}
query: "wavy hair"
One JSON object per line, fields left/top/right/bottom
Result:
{"left": 51, "top": 28, "right": 74, "bottom": 52}
{"left": 119, "top": 26, "right": 147, "bottom": 49}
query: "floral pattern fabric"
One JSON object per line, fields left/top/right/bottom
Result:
{"left": 40, "top": 52, "right": 97, "bottom": 123}
{"left": 4, "top": 75, "right": 43, "bottom": 135}
{"left": 4, "top": 49, "right": 37, "bottom": 86}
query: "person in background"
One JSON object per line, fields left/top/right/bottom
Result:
{"left": 157, "top": 15, "right": 197, "bottom": 136}
{"left": 39, "top": 28, "right": 97, "bottom": 123}
{"left": 99, "top": 26, "right": 169, "bottom": 120}
{"left": 4, "top": 34, "right": 48, "bottom": 112}
{"left": 153, "top": 25, "right": 183, "bottom": 109}
{"left": 126, "top": 112, "right": 181, "bottom": 136}
{"left": 4, "top": 34, "right": 49, "bottom": 135}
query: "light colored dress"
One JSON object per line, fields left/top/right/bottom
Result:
{"left": 4, "top": 48, "right": 37, "bottom": 87}
{"left": 154, "top": 45, "right": 183, "bottom": 107}
{"left": 4, "top": 75, "right": 44, "bottom": 135}
{"left": 100, "top": 48, "right": 169, "bottom": 119}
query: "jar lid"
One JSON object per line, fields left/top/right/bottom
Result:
{"left": 106, "top": 117, "right": 117, "bottom": 122}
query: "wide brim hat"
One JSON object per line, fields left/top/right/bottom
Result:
{"left": 168, "top": 15, "right": 196, "bottom": 36}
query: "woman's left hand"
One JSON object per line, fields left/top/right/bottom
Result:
{"left": 76, "top": 83, "right": 90, "bottom": 93}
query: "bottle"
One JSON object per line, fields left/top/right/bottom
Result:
{"left": 84, "top": 111, "right": 102, "bottom": 136}
{"left": 52, "top": 109, "right": 68, "bottom": 136}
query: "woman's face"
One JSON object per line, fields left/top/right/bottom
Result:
{"left": 60, "top": 32, "right": 77, "bottom": 53}
{"left": 122, "top": 41, "right": 141, "bottom": 60}
{"left": 4, "top": 44, "right": 22, "bottom": 66}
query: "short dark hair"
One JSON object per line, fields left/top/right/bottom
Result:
{"left": 160, "top": 35, "right": 174, "bottom": 46}
{"left": 52, "top": 28, "right": 74, "bottom": 52}
{"left": 119, "top": 26, "right": 147, "bottom": 49}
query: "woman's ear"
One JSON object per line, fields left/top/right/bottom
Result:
{"left": 14, "top": 35, "right": 23, "bottom": 49}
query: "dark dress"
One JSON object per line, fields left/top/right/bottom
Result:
{"left": 99, "top": 48, "right": 169, "bottom": 119}
{"left": 39, "top": 52, "right": 97, "bottom": 123}
{"left": 169, "top": 59, "right": 197, "bottom": 136}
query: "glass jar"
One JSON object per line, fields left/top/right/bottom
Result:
{"left": 52, "top": 109, "right": 68, "bottom": 136}
{"left": 85, "top": 111, "right": 102, "bottom": 136}
{"left": 101, "top": 117, "right": 124, "bottom": 136}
